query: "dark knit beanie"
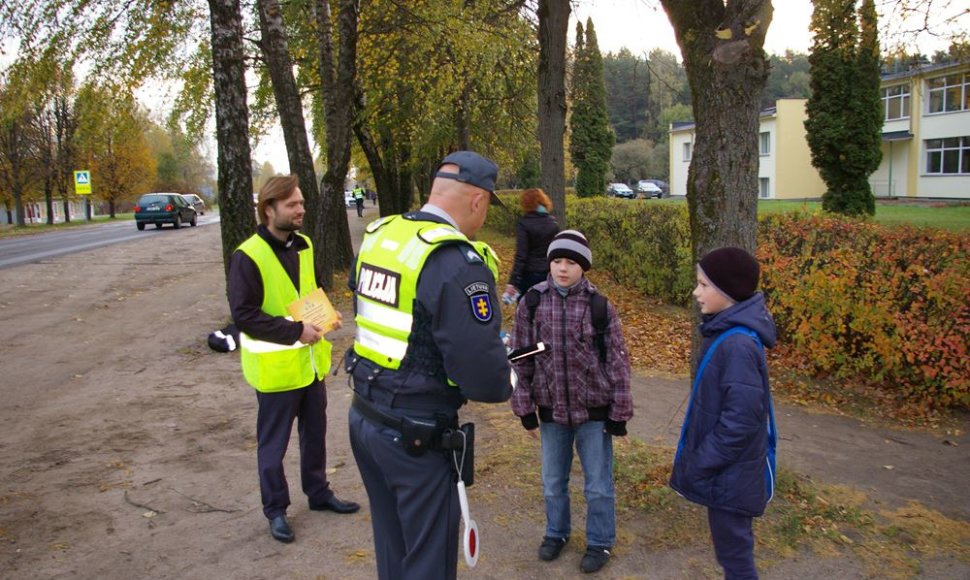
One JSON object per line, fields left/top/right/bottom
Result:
{"left": 698, "top": 247, "right": 760, "bottom": 302}
{"left": 547, "top": 229, "right": 592, "bottom": 271}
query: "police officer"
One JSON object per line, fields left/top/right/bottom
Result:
{"left": 229, "top": 175, "right": 360, "bottom": 544}
{"left": 347, "top": 151, "right": 513, "bottom": 580}
{"left": 353, "top": 185, "right": 365, "bottom": 218}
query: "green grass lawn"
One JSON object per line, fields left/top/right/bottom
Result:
{"left": 756, "top": 200, "right": 970, "bottom": 231}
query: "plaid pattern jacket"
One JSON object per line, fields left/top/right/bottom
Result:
{"left": 510, "top": 277, "right": 633, "bottom": 425}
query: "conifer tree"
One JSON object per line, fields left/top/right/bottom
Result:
{"left": 805, "top": 0, "right": 882, "bottom": 216}
{"left": 569, "top": 19, "right": 614, "bottom": 198}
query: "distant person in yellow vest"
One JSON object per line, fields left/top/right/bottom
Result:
{"left": 228, "top": 175, "right": 360, "bottom": 545}
{"left": 348, "top": 151, "right": 513, "bottom": 579}
{"left": 353, "top": 186, "right": 365, "bottom": 218}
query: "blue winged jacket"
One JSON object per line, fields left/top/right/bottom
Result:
{"left": 669, "top": 293, "right": 778, "bottom": 517}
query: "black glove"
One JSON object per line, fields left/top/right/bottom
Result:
{"left": 520, "top": 413, "right": 539, "bottom": 431}
{"left": 605, "top": 419, "right": 627, "bottom": 437}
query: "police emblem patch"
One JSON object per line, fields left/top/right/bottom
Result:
{"left": 469, "top": 293, "right": 493, "bottom": 323}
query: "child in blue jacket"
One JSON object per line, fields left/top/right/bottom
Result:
{"left": 670, "top": 247, "right": 777, "bottom": 580}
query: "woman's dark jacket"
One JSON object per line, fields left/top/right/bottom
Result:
{"left": 669, "top": 293, "right": 777, "bottom": 517}
{"left": 508, "top": 211, "right": 559, "bottom": 289}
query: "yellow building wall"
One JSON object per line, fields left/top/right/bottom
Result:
{"left": 773, "top": 99, "right": 826, "bottom": 199}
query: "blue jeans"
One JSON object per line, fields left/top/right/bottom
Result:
{"left": 540, "top": 420, "right": 615, "bottom": 548}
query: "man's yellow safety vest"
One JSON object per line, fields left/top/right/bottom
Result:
{"left": 238, "top": 233, "right": 332, "bottom": 392}
{"left": 353, "top": 215, "right": 499, "bottom": 371}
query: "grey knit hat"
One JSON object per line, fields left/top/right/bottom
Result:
{"left": 547, "top": 229, "right": 592, "bottom": 271}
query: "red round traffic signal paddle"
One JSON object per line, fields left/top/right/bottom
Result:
{"left": 457, "top": 480, "right": 479, "bottom": 567}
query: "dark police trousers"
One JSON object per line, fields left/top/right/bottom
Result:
{"left": 349, "top": 406, "right": 460, "bottom": 580}
{"left": 255, "top": 379, "right": 333, "bottom": 519}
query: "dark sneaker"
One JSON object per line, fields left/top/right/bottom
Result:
{"left": 580, "top": 546, "right": 610, "bottom": 573}
{"left": 538, "top": 536, "right": 568, "bottom": 561}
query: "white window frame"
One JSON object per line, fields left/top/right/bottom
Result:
{"left": 759, "top": 177, "right": 770, "bottom": 199}
{"left": 925, "top": 136, "right": 970, "bottom": 174}
{"left": 927, "top": 74, "right": 969, "bottom": 114}
{"left": 759, "top": 132, "right": 771, "bottom": 156}
{"left": 881, "top": 84, "right": 911, "bottom": 120}
{"left": 683, "top": 141, "right": 692, "bottom": 162}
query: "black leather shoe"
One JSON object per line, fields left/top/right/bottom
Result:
{"left": 538, "top": 536, "right": 568, "bottom": 561}
{"left": 268, "top": 515, "right": 294, "bottom": 543}
{"left": 580, "top": 546, "right": 610, "bottom": 573}
{"left": 308, "top": 496, "right": 360, "bottom": 514}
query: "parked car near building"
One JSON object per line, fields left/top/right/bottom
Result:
{"left": 181, "top": 193, "right": 206, "bottom": 215}
{"left": 134, "top": 193, "right": 197, "bottom": 230}
{"left": 344, "top": 191, "right": 356, "bottom": 208}
{"left": 636, "top": 180, "right": 664, "bottom": 199}
{"left": 607, "top": 183, "right": 636, "bottom": 199}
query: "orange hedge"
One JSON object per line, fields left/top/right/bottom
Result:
{"left": 759, "top": 213, "right": 969, "bottom": 409}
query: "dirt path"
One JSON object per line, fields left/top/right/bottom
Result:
{"left": 0, "top": 206, "right": 966, "bottom": 579}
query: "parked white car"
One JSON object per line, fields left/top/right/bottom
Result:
{"left": 636, "top": 180, "right": 663, "bottom": 199}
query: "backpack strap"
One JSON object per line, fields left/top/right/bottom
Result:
{"left": 524, "top": 288, "right": 541, "bottom": 344}
{"left": 589, "top": 292, "right": 609, "bottom": 363}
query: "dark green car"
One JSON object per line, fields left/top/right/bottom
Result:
{"left": 134, "top": 193, "right": 198, "bottom": 230}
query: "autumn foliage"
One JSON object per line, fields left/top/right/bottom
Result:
{"left": 759, "top": 213, "right": 968, "bottom": 410}
{"left": 488, "top": 196, "right": 968, "bottom": 410}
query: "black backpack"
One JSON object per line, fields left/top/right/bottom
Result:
{"left": 523, "top": 288, "right": 610, "bottom": 363}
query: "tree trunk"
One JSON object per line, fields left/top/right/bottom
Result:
{"left": 313, "top": 0, "right": 358, "bottom": 288}
{"left": 208, "top": 0, "right": 257, "bottom": 283}
{"left": 661, "top": 0, "right": 772, "bottom": 259}
{"left": 353, "top": 120, "right": 393, "bottom": 215}
{"left": 537, "top": 0, "right": 570, "bottom": 226}
{"left": 257, "top": 0, "right": 336, "bottom": 286}
{"left": 661, "top": 0, "right": 773, "bottom": 361}
{"left": 55, "top": 94, "right": 75, "bottom": 224}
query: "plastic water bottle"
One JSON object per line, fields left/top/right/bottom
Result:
{"left": 499, "top": 331, "right": 512, "bottom": 355}
{"left": 501, "top": 288, "right": 520, "bottom": 305}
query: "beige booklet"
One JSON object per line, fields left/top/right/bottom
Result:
{"left": 286, "top": 288, "right": 339, "bottom": 334}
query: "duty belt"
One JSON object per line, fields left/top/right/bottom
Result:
{"left": 352, "top": 393, "right": 465, "bottom": 452}
{"left": 352, "top": 393, "right": 408, "bottom": 432}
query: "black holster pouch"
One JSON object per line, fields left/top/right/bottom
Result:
{"left": 441, "top": 423, "right": 475, "bottom": 487}
{"left": 401, "top": 416, "right": 439, "bottom": 457}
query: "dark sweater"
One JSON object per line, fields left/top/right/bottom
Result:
{"left": 508, "top": 211, "right": 559, "bottom": 288}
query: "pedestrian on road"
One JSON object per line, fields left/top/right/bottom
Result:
{"left": 509, "top": 230, "right": 633, "bottom": 574}
{"left": 228, "top": 175, "right": 360, "bottom": 545}
{"left": 347, "top": 151, "right": 513, "bottom": 580}
{"left": 670, "top": 246, "right": 778, "bottom": 580}
{"left": 502, "top": 188, "right": 559, "bottom": 304}
{"left": 353, "top": 186, "right": 365, "bottom": 218}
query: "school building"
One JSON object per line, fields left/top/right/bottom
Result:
{"left": 668, "top": 61, "right": 970, "bottom": 200}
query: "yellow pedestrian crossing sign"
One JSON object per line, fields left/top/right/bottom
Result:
{"left": 74, "top": 170, "right": 92, "bottom": 195}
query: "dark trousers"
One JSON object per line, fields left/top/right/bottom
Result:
{"left": 356, "top": 199, "right": 364, "bottom": 217}
{"left": 707, "top": 508, "right": 758, "bottom": 580}
{"left": 255, "top": 380, "right": 332, "bottom": 519}
{"left": 349, "top": 408, "right": 459, "bottom": 580}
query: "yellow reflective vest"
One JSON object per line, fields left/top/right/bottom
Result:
{"left": 238, "top": 233, "right": 332, "bottom": 392}
{"left": 353, "top": 215, "right": 499, "bottom": 370}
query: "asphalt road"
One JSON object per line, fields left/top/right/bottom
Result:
{"left": 0, "top": 213, "right": 220, "bottom": 270}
